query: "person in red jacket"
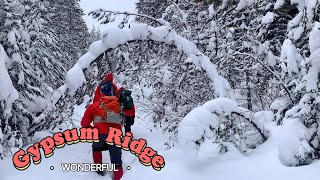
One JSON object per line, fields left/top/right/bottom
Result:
{"left": 93, "top": 72, "right": 119, "bottom": 103}
{"left": 81, "top": 96, "right": 124, "bottom": 179}
{"left": 118, "top": 87, "right": 136, "bottom": 134}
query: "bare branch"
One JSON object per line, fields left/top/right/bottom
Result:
{"left": 232, "top": 111, "right": 267, "bottom": 141}
{"left": 233, "top": 52, "right": 295, "bottom": 104}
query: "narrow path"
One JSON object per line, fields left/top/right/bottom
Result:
{"left": 1, "top": 106, "right": 319, "bottom": 180}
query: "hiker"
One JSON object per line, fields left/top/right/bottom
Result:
{"left": 118, "top": 87, "right": 136, "bottom": 134}
{"left": 93, "top": 72, "right": 119, "bottom": 103}
{"left": 81, "top": 96, "right": 124, "bottom": 179}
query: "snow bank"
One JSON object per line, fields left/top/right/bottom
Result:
{"left": 253, "top": 111, "right": 275, "bottom": 132}
{"left": 50, "top": 23, "right": 233, "bottom": 111}
{"left": 0, "top": 44, "right": 19, "bottom": 118}
{"left": 178, "top": 105, "right": 219, "bottom": 157}
{"left": 178, "top": 98, "right": 239, "bottom": 158}
{"left": 178, "top": 98, "right": 263, "bottom": 159}
{"left": 278, "top": 118, "right": 313, "bottom": 166}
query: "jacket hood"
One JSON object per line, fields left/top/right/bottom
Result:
{"left": 103, "top": 73, "right": 113, "bottom": 82}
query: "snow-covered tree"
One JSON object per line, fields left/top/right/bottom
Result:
{"left": 47, "top": 0, "right": 89, "bottom": 68}
{"left": 278, "top": 21, "right": 320, "bottom": 166}
{"left": 88, "top": 26, "right": 101, "bottom": 44}
{"left": 0, "top": 0, "right": 68, "bottom": 152}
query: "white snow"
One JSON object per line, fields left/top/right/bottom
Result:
{"left": 208, "top": 4, "right": 216, "bottom": 19}
{"left": 266, "top": 51, "right": 277, "bottom": 67}
{"left": 278, "top": 118, "right": 312, "bottom": 166}
{"left": 261, "top": 12, "right": 276, "bottom": 24}
{"left": 288, "top": 12, "right": 303, "bottom": 28}
{"left": 279, "top": 39, "right": 303, "bottom": 77}
{"left": 270, "top": 99, "right": 289, "bottom": 111}
{"left": 0, "top": 129, "right": 3, "bottom": 141}
{"left": 220, "top": 0, "right": 230, "bottom": 9}
{"left": 1, "top": 102, "right": 319, "bottom": 180}
{"left": 20, "top": 29, "right": 31, "bottom": 44}
{"left": 290, "top": 0, "right": 305, "bottom": 11}
{"left": 304, "top": 22, "right": 320, "bottom": 92}
{"left": 274, "top": 0, "right": 285, "bottom": 9}
{"left": 253, "top": 111, "right": 275, "bottom": 132}
{"left": 7, "top": 31, "right": 16, "bottom": 45}
{"left": 178, "top": 98, "right": 251, "bottom": 158}
{"left": 178, "top": 105, "right": 219, "bottom": 157}
{"left": 0, "top": 44, "right": 19, "bottom": 118}
{"left": 306, "top": 0, "right": 318, "bottom": 27}
{"left": 198, "top": 141, "right": 221, "bottom": 159}
{"left": 291, "top": 26, "right": 305, "bottom": 41}
{"left": 309, "top": 22, "right": 320, "bottom": 54}
{"left": 305, "top": 48, "right": 320, "bottom": 92}
{"left": 65, "top": 64, "right": 87, "bottom": 96}
{"left": 235, "top": 0, "right": 254, "bottom": 11}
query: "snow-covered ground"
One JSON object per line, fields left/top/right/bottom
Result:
{"left": 1, "top": 102, "right": 319, "bottom": 180}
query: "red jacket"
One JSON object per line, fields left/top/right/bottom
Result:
{"left": 81, "top": 101, "right": 122, "bottom": 134}
{"left": 93, "top": 73, "right": 119, "bottom": 103}
{"left": 123, "top": 104, "right": 135, "bottom": 117}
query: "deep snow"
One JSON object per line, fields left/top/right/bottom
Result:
{"left": 1, "top": 101, "right": 319, "bottom": 180}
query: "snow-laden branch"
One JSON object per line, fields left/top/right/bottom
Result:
{"left": 178, "top": 98, "right": 271, "bottom": 158}
{"left": 163, "top": 1, "right": 192, "bottom": 39}
{"left": 36, "top": 22, "right": 234, "bottom": 122}
{"left": 0, "top": 44, "right": 19, "bottom": 120}
{"left": 89, "top": 9, "right": 172, "bottom": 28}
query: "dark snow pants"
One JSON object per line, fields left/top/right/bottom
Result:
{"left": 92, "top": 134, "right": 122, "bottom": 167}
{"left": 124, "top": 116, "right": 134, "bottom": 133}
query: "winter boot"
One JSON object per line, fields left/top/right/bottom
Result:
{"left": 113, "top": 166, "right": 124, "bottom": 180}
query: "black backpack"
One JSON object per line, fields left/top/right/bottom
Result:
{"left": 120, "top": 90, "right": 133, "bottom": 109}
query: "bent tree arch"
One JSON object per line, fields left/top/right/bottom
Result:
{"left": 28, "top": 13, "right": 268, "bottom": 149}
{"left": 47, "top": 23, "right": 234, "bottom": 113}
{"left": 28, "top": 22, "right": 234, "bottom": 135}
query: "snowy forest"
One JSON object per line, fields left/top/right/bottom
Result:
{"left": 1, "top": 0, "right": 320, "bottom": 179}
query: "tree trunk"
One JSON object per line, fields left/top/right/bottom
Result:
{"left": 246, "top": 71, "right": 252, "bottom": 111}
